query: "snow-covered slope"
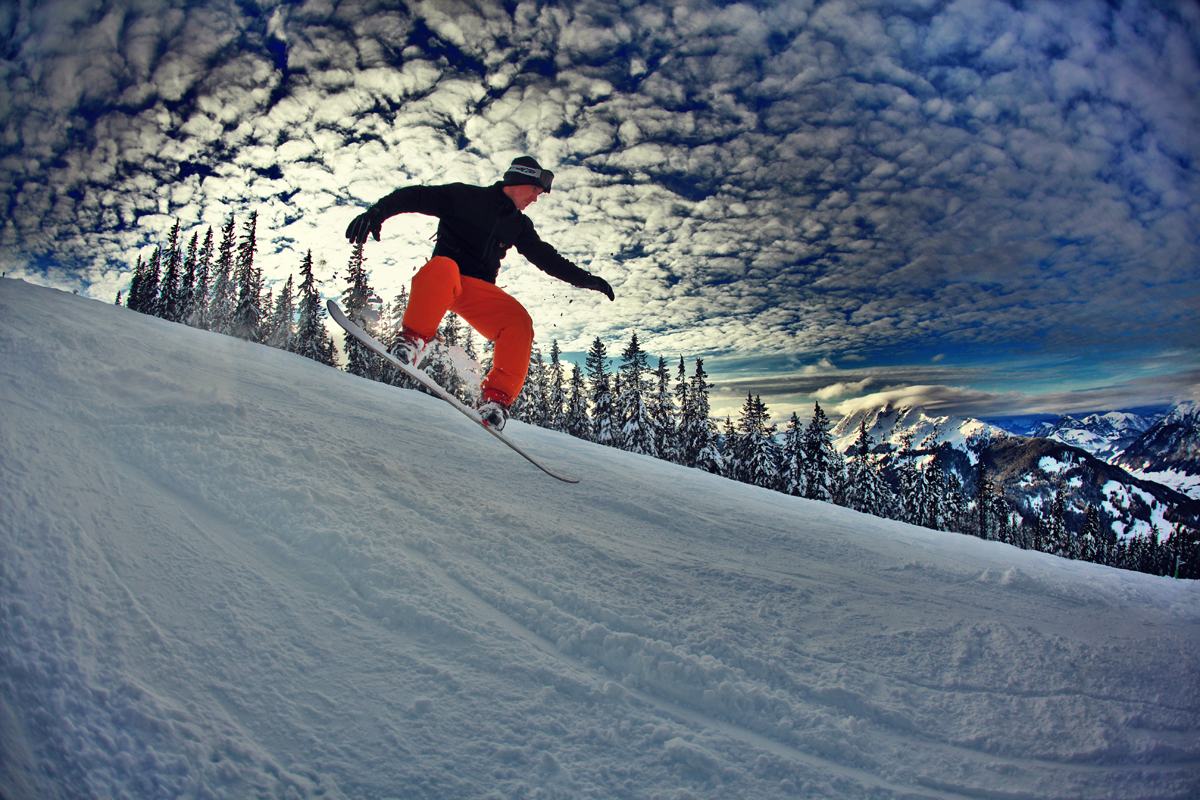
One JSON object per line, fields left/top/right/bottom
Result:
{"left": 2, "top": 278, "right": 1198, "bottom": 800}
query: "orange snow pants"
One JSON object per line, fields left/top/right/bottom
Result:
{"left": 401, "top": 256, "right": 533, "bottom": 402}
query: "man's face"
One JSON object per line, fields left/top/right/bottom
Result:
{"left": 503, "top": 184, "right": 545, "bottom": 211}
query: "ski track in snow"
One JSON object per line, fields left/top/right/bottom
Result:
{"left": 2, "top": 278, "right": 1199, "bottom": 800}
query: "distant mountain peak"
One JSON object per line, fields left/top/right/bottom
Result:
{"left": 830, "top": 400, "right": 1200, "bottom": 532}
{"left": 1115, "top": 402, "right": 1200, "bottom": 498}
{"left": 1164, "top": 401, "right": 1199, "bottom": 424}
{"left": 1030, "top": 410, "right": 1156, "bottom": 463}
{"left": 831, "top": 403, "right": 1012, "bottom": 454}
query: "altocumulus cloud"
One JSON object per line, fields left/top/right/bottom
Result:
{"left": 2, "top": 0, "right": 1198, "bottom": 420}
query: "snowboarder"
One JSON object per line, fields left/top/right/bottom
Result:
{"left": 345, "top": 156, "right": 614, "bottom": 432}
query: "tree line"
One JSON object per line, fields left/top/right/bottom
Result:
{"left": 122, "top": 221, "right": 1199, "bottom": 581}
{"left": 121, "top": 213, "right": 337, "bottom": 366}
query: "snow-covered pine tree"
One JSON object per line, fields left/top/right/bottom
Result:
{"left": 1098, "top": 506, "right": 1119, "bottom": 566}
{"left": 180, "top": 230, "right": 198, "bottom": 324}
{"left": 586, "top": 337, "right": 618, "bottom": 447}
{"left": 511, "top": 346, "right": 548, "bottom": 425}
{"left": 779, "top": 412, "right": 806, "bottom": 496}
{"left": 1165, "top": 523, "right": 1199, "bottom": 579}
{"left": 726, "top": 398, "right": 749, "bottom": 483}
{"left": 720, "top": 415, "right": 738, "bottom": 479}
{"left": 375, "top": 291, "right": 395, "bottom": 347}
{"left": 830, "top": 454, "right": 847, "bottom": 507}
{"left": 971, "top": 465, "right": 995, "bottom": 539}
{"left": 1120, "top": 532, "right": 1148, "bottom": 572}
{"left": 871, "top": 458, "right": 898, "bottom": 520}
{"left": 232, "top": 212, "right": 263, "bottom": 341}
{"left": 158, "top": 220, "right": 183, "bottom": 322}
{"left": 802, "top": 402, "right": 836, "bottom": 502}
{"left": 294, "top": 250, "right": 335, "bottom": 367}
{"left": 341, "top": 242, "right": 383, "bottom": 381}
{"left": 1031, "top": 515, "right": 1050, "bottom": 552}
{"left": 187, "top": 227, "right": 214, "bottom": 330}
{"left": 530, "top": 345, "right": 551, "bottom": 425}
{"left": 475, "top": 337, "right": 496, "bottom": 403}
{"left": 1047, "top": 482, "right": 1070, "bottom": 557}
{"left": 1080, "top": 504, "right": 1102, "bottom": 563}
{"left": 136, "top": 247, "right": 162, "bottom": 316}
{"left": 441, "top": 312, "right": 461, "bottom": 347}
{"left": 894, "top": 431, "right": 921, "bottom": 523}
{"left": 679, "top": 359, "right": 706, "bottom": 467}
{"left": 944, "top": 474, "right": 969, "bottom": 535}
{"left": 995, "top": 505, "right": 1013, "bottom": 546}
{"left": 208, "top": 216, "right": 238, "bottom": 335}
{"left": 546, "top": 340, "right": 567, "bottom": 433}
{"left": 842, "top": 419, "right": 876, "bottom": 512}
{"left": 687, "top": 359, "right": 723, "bottom": 474}
{"left": 610, "top": 370, "right": 623, "bottom": 434}
{"left": 649, "top": 357, "right": 677, "bottom": 462}
{"left": 914, "top": 429, "right": 946, "bottom": 527}
{"left": 265, "top": 275, "right": 296, "bottom": 351}
{"left": 694, "top": 425, "right": 724, "bottom": 475}
{"left": 916, "top": 455, "right": 946, "bottom": 529}
{"left": 260, "top": 286, "right": 274, "bottom": 340}
{"left": 426, "top": 313, "right": 463, "bottom": 401}
{"left": 1138, "top": 532, "right": 1160, "bottom": 573}
{"left": 671, "top": 357, "right": 691, "bottom": 466}
{"left": 372, "top": 295, "right": 397, "bottom": 383}
{"left": 564, "top": 364, "right": 591, "bottom": 441}
{"left": 385, "top": 288, "right": 409, "bottom": 351}
{"left": 126, "top": 254, "right": 146, "bottom": 313}
{"left": 731, "top": 394, "right": 778, "bottom": 489}
{"left": 617, "top": 333, "right": 656, "bottom": 457}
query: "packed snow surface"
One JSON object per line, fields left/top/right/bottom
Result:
{"left": 2, "top": 278, "right": 1198, "bottom": 800}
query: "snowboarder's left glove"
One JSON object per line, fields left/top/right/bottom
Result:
{"left": 579, "top": 274, "right": 615, "bottom": 301}
{"left": 345, "top": 206, "right": 384, "bottom": 244}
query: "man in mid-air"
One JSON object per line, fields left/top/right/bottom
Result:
{"left": 345, "top": 156, "right": 614, "bottom": 431}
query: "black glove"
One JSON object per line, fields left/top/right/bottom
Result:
{"left": 580, "top": 274, "right": 615, "bottom": 301}
{"left": 345, "top": 206, "right": 384, "bottom": 244}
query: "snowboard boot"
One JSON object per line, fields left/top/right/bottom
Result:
{"left": 477, "top": 388, "right": 512, "bottom": 432}
{"left": 389, "top": 328, "right": 429, "bottom": 368}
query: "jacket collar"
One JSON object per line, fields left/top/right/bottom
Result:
{"left": 491, "top": 182, "right": 518, "bottom": 214}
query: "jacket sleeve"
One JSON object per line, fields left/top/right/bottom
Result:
{"left": 371, "top": 184, "right": 456, "bottom": 221}
{"left": 514, "top": 221, "right": 597, "bottom": 288}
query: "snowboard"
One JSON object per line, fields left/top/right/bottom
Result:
{"left": 327, "top": 300, "right": 580, "bottom": 484}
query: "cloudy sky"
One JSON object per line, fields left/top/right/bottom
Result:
{"left": 3, "top": 0, "right": 1198, "bottom": 425}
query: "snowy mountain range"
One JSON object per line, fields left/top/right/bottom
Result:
{"left": 830, "top": 403, "right": 1200, "bottom": 538}
{"left": 4, "top": 277, "right": 1198, "bottom": 799}
{"left": 1115, "top": 403, "right": 1200, "bottom": 498}
{"left": 1010, "top": 408, "right": 1200, "bottom": 502}
{"left": 1030, "top": 411, "right": 1158, "bottom": 462}
{"left": 831, "top": 404, "right": 1014, "bottom": 457}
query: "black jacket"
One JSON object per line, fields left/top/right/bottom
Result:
{"left": 372, "top": 182, "right": 594, "bottom": 287}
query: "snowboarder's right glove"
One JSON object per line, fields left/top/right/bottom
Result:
{"left": 345, "top": 206, "right": 384, "bottom": 244}
{"left": 579, "top": 274, "right": 615, "bottom": 301}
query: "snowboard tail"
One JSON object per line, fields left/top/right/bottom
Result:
{"left": 327, "top": 300, "right": 579, "bottom": 484}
